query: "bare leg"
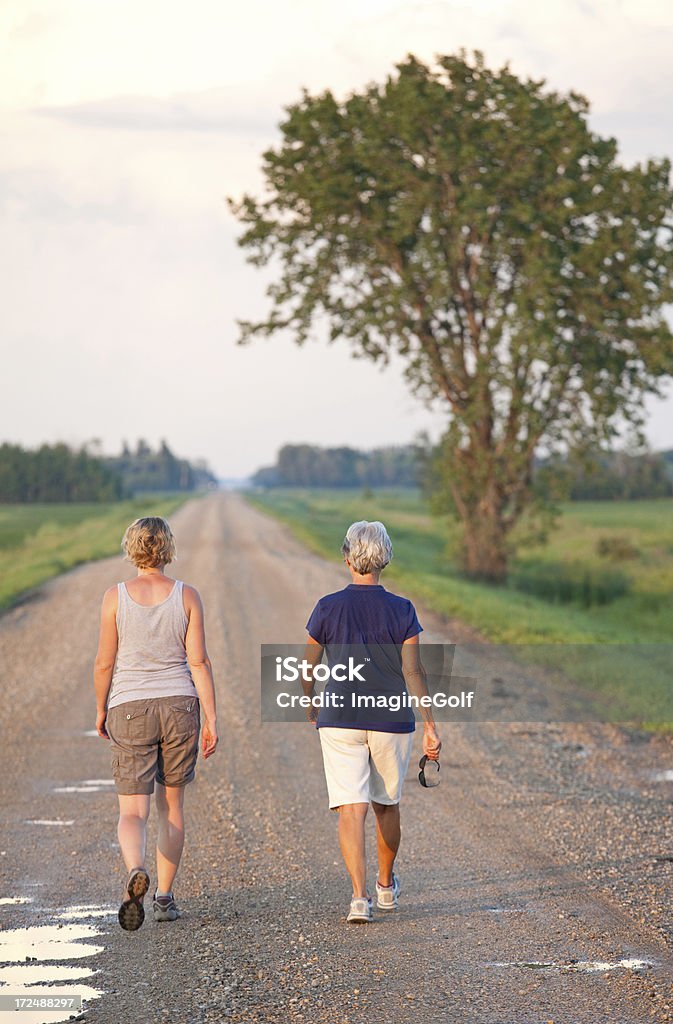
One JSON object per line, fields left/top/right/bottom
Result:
{"left": 155, "top": 782, "right": 186, "bottom": 894}
{"left": 372, "top": 801, "right": 400, "bottom": 887}
{"left": 337, "top": 802, "right": 369, "bottom": 898}
{"left": 117, "top": 794, "right": 151, "bottom": 872}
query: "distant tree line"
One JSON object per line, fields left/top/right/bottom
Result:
{"left": 540, "top": 449, "right": 673, "bottom": 501}
{"left": 252, "top": 444, "right": 423, "bottom": 488}
{"left": 253, "top": 442, "right": 673, "bottom": 500}
{"left": 109, "top": 440, "right": 217, "bottom": 495}
{"left": 0, "top": 440, "right": 217, "bottom": 503}
{"left": 0, "top": 443, "right": 124, "bottom": 502}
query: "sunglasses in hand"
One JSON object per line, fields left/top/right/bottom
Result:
{"left": 418, "top": 754, "right": 440, "bottom": 788}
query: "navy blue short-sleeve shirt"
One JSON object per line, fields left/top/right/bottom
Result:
{"left": 305, "top": 583, "right": 423, "bottom": 733}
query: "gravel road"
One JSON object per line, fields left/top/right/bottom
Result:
{"left": 1, "top": 491, "right": 673, "bottom": 1024}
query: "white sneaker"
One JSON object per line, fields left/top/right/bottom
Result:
{"left": 376, "top": 872, "right": 400, "bottom": 911}
{"left": 347, "top": 896, "right": 373, "bottom": 923}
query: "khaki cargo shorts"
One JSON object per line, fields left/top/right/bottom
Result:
{"left": 106, "top": 695, "right": 201, "bottom": 795}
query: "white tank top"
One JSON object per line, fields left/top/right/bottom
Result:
{"left": 107, "top": 579, "right": 198, "bottom": 710}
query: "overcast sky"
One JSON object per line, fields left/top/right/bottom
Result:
{"left": 2, "top": 0, "right": 673, "bottom": 479}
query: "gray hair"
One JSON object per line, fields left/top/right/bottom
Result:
{"left": 341, "top": 520, "right": 393, "bottom": 575}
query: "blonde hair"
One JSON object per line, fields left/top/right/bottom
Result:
{"left": 122, "top": 517, "right": 176, "bottom": 568}
{"left": 341, "top": 520, "right": 393, "bottom": 575}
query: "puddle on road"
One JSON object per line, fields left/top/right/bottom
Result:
{"left": 52, "top": 779, "right": 114, "bottom": 794}
{"left": 0, "top": 963, "right": 95, "bottom": 984}
{"left": 24, "top": 820, "right": 75, "bottom": 827}
{"left": 0, "top": 923, "right": 104, "bottom": 962}
{"left": 490, "top": 957, "right": 652, "bottom": 973}
{"left": 52, "top": 786, "right": 104, "bottom": 794}
{"left": 580, "top": 959, "right": 651, "bottom": 973}
{"left": 0, "top": 921, "right": 103, "bottom": 1023}
{"left": 0, "top": 982, "right": 101, "bottom": 1024}
{"left": 56, "top": 905, "right": 115, "bottom": 922}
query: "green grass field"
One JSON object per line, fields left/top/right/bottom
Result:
{"left": 0, "top": 495, "right": 189, "bottom": 611}
{"left": 245, "top": 488, "right": 673, "bottom": 722}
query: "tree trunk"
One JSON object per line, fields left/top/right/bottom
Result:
{"left": 448, "top": 437, "right": 511, "bottom": 584}
{"left": 460, "top": 507, "right": 509, "bottom": 582}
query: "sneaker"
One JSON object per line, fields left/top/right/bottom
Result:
{"left": 376, "top": 872, "right": 400, "bottom": 911}
{"left": 347, "top": 896, "right": 373, "bottom": 923}
{"left": 153, "top": 891, "right": 180, "bottom": 923}
{"left": 118, "top": 867, "right": 150, "bottom": 931}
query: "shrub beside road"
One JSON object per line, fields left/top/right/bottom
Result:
{"left": 0, "top": 495, "right": 187, "bottom": 610}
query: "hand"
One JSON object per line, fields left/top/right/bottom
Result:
{"left": 202, "top": 718, "right": 219, "bottom": 758}
{"left": 96, "top": 710, "right": 109, "bottom": 739}
{"left": 305, "top": 702, "right": 319, "bottom": 724}
{"left": 423, "top": 724, "right": 441, "bottom": 760}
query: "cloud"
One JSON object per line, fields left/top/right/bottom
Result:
{"left": 35, "top": 90, "right": 278, "bottom": 136}
{"left": 0, "top": 165, "right": 152, "bottom": 225}
{"left": 8, "top": 10, "right": 62, "bottom": 42}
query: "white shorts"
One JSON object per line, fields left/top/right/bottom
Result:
{"left": 318, "top": 727, "right": 415, "bottom": 809}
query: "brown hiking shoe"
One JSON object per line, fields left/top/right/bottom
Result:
{"left": 118, "top": 867, "right": 150, "bottom": 931}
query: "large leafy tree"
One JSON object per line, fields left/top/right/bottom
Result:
{"left": 229, "top": 51, "right": 673, "bottom": 581}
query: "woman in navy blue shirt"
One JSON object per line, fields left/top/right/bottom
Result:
{"left": 304, "top": 520, "right": 441, "bottom": 923}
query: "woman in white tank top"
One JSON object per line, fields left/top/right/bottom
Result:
{"left": 93, "top": 516, "right": 218, "bottom": 931}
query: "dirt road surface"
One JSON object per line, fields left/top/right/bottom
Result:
{"left": 1, "top": 492, "right": 673, "bottom": 1024}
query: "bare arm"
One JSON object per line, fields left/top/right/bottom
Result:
{"left": 184, "top": 585, "right": 218, "bottom": 758}
{"left": 302, "top": 636, "right": 325, "bottom": 722}
{"left": 401, "top": 636, "right": 442, "bottom": 759}
{"left": 93, "top": 586, "right": 119, "bottom": 738}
